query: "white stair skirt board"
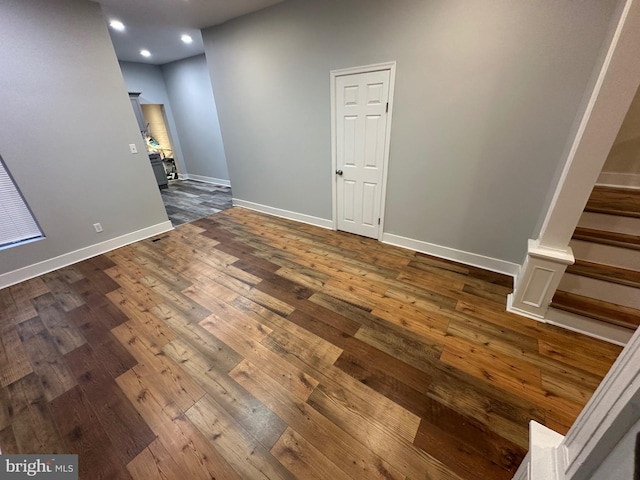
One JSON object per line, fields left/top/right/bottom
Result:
{"left": 570, "top": 239, "right": 640, "bottom": 270}
{"left": 546, "top": 307, "right": 633, "bottom": 346}
{"left": 381, "top": 232, "right": 520, "bottom": 277}
{"left": 177, "top": 173, "right": 231, "bottom": 187}
{"left": 0, "top": 221, "right": 173, "bottom": 290}
{"left": 578, "top": 211, "right": 640, "bottom": 235}
{"left": 558, "top": 273, "right": 640, "bottom": 310}
{"left": 232, "top": 199, "right": 334, "bottom": 230}
{"left": 596, "top": 172, "right": 640, "bottom": 189}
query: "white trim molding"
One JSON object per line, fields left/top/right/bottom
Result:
{"left": 177, "top": 173, "right": 231, "bottom": 187}
{"left": 330, "top": 61, "right": 396, "bottom": 240}
{"left": 507, "top": 240, "right": 574, "bottom": 320}
{"left": 232, "top": 198, "right": 334, "bottom": 230}
{"left": 596, "top": 172, "right": 640, "bottom": 190}
{"left": 0, "top": 221, "right": 173, "bottom": 290}
{"left": 229, "top": 201, "right": 520, "bottom": 278}
{"left": 382, "top": 232, "right": 520, "bottom": 277}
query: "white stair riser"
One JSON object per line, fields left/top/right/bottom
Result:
{"left": 570, "top": 239, "right": 640, "bottom": 270}
{"left": 578, "top": 212, "right": 640, "bottom": 235}
{"left": 559, "top": 273, "right": 640, "bottom": 310}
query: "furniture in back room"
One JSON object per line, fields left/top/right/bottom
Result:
{"left": 149, "top": 153, "right": 168, "bottom": 189}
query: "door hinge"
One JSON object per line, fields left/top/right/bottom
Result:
{"left": 378, "top": 218, "right": 381, "bottom": 225}
{"left": 386, "top": 102, "right": 389, "bottom": 113}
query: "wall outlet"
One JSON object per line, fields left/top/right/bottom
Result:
{"left": 129, "top": 143, "right": 138, "bottom": 154}
{"left": 93, "top": 223, "right": 103, "bottom": 233}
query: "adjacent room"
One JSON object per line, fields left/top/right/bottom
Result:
{"left": 1, "top": 0, "right": 639, "bottom": 479}
{"left": 118, "top": 50, "right": 232, "bottom": 225}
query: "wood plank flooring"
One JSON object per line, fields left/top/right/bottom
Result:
{"left": 161, "top": 179, "right": 232, "bottom": 226}
{"left": 0, "top": 208, "right": 623, "bottom": 479}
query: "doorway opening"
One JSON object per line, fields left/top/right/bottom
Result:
{"left": 141, "top": 104, "right": 178, "bottom": 181}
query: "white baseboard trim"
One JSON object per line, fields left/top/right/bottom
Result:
{"left": 381, "top": 232, "right": 520, "bottom": 277}
{"left": 596, "top": 172, "right": 640, "bottom": 189}
{"left": 230, "top": 200, "right": 520, "bottom": 277}
{"left": 233, "top": 201, "right": 520, "bottom": 277}
{"left": 0, "top": 221, "right": 173, "bottom": 290}
{"left": 178, "top": 173, "right": 231, "bottom": 187}
{"left": 506, "top": 294, "right": 546, "bottom": 320}
{"left": 232, "top": 199, "right": 334, "bottom": 230}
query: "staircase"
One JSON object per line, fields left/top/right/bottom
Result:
{"left": 550, "top": 186, "right": 640, "bottom": 341}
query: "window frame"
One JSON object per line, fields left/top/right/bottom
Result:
{"left": 0, "top": 155, "right": 44, "bottom": 251}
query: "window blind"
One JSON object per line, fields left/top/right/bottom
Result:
{"left": 0, "top": 156, "right": 42, "bottom": 248}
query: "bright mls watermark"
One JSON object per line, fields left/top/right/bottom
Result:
{"left": 1, "top": 455, "right": 77, "bottom": 479}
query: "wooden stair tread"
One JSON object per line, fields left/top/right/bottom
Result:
{"left": 567, "top": 260, "right": 640, "bottom": 289}
{"left": 573, "top": 227, "right": 640, "bottom": 250}
{"left": 586, "top": 186, "right": 640, "bottom": 218}
{"left": 551, "top": 290, "right": 640, "bottom": 330}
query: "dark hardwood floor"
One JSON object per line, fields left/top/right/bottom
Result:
{"left": 161, "top": 179, "right": 232, "bottom": 226}
{"left": 0, "top": 208, "right": 622, "bottom": 479}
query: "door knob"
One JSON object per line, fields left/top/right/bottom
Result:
{"left": 335, "top": 170, "right": 343, "bottom": 176}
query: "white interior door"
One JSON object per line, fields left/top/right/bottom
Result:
{"left": 335, "top": 69, "right": 391, "bottom": 239}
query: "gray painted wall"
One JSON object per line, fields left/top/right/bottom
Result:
{"left": 591, "top": 416, "right": 640, "bottom": 480}
{"left": 603, "top": 84, "right": 640, "bottom": 176}
{"left": 531, "top": 0, "right": 627, "bottom": 238}
{"left": 162, "top": 55, "right": 229, "bottom": 182}
{"left": 118, "top": 61, "right": 187, "bottom": 175}
{"left": 202, "top": 0, "right": 618, "bottom": 263}
{"left": 0, "top": 0, "right": 168, "bottom": 275}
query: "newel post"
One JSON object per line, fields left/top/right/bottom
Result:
{"left": 508, "top": 0, "right": 640, "bottom": 323}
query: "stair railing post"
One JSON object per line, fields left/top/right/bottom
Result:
{"left": 512, "top": 2, "right": 640, "bottom": 478}
{"left": 508, "top": 0, "right": 640, "bottom": 322}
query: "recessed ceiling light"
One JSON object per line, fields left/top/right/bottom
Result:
{"left": 109, "top": 20, "right": 125, "bottom": 31}
{"left": 140, "top": 49, "right": 151, "bottom": 57}
{"left": 181, "top": 34, "right": 193, "bottom": 44}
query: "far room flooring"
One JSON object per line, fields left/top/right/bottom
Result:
{"left": 160, "top": 179, "right": 232, "bottom": 226}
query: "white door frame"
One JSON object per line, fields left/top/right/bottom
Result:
{"left": 330, "top": 61, "right": 396, "bottom": 241}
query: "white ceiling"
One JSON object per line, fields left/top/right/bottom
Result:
{"left": 97, "top": 0, "right": 284, "bottom": 65}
